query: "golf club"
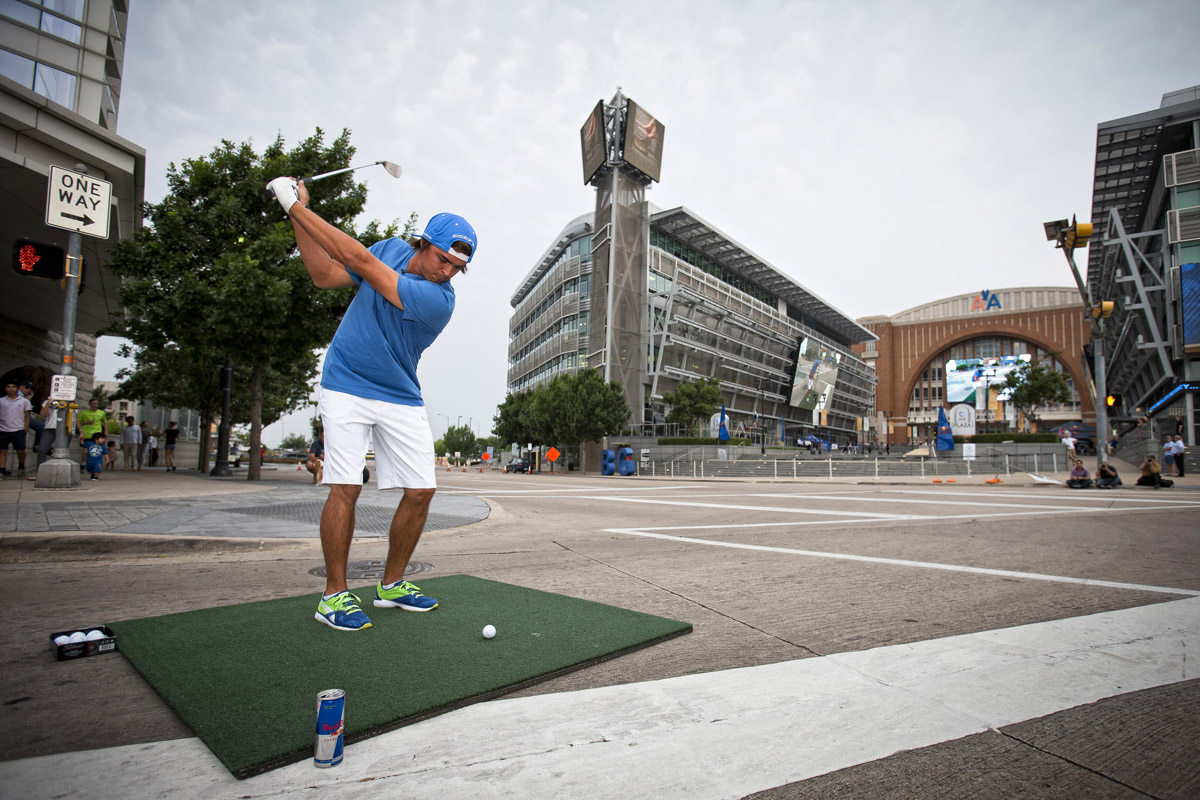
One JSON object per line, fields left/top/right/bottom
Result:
{"left": 264, "top": 161, "right": 401, "bottom": 200}
{"left": 304, "top": 160, "right": 402, "bottom": 186}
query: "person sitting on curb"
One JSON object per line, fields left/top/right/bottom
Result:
{"left": 1096, "top": 461, "right": 1122, "bottom": 489}
{"left": 1066, "top": 459, "right": 1092, "bottom": 489}
{"left": 306, "top": 430, "right": 324, "bottom": 485}
{"left": 1136, "top": 455, "right": 1172, "bottom": 488}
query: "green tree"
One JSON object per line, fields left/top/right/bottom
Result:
{"left": 280, "top": 433, "right": 309, "bottom": 452}
{"left": 493, "top": 390, "right": 536, "bottom": 447}
{"left": 663, "top": 377, "right": 723, "bottom": 430}
{"left": 550, "top": 369, "right": 629, "bottom": 446}
{"left": 442, "top": 425, "right": 477, "bottom": 462}
{"left": 1003, "top": 360, "right": 1072, "bottom": 431}
{"left": 104, "top": 129, "right": 410, "bottom": 478}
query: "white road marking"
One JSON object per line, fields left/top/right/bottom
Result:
{"left": 883, "top": 488, "right": 1200, "bottom": 506}
{"left": 6, "top": 598, "right": 1197, "bottom": 799}
{"left": 604, "top": 528, "right": 1200, "bottom": 597}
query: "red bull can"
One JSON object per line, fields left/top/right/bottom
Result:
{"left": 314, "top": 689, "right": 345, "bottom": 768}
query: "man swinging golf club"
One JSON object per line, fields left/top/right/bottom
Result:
{"left": 266, "top": 174, "right": 476, "bottom": 631}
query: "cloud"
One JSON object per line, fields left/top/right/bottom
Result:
{"left": 110, "top": 0, "right": 1200, "bottom": 443}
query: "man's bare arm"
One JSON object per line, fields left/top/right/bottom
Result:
{"left": 270, "top": 178, "right": 403, "bottom": 308}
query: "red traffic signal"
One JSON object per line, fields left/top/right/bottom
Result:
{"left": 12, "top": 241, "right": 65, "bottom": 280}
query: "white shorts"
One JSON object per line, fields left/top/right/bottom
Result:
{"left": 318, "top": 388, "right": 436, "bottom": 489}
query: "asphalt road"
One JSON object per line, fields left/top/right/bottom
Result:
{"left": 1, "top": 467, "right": 1197, "bottom": 799}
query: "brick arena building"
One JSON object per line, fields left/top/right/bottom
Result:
{"left": 855, "top": 287, "right": 1093, "bottom": 446}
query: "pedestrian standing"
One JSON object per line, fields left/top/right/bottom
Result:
{"left": 164, "top": 420, "right": 180, "bottom": 471}
{"left": 120, "top": 416, "right": 140, "bottom": 470}
{"left": 0, "top": 381, "right": 32, "bottom": 478}
{"left": 137, "top": 420, "right": 150, "bottom": 470}
{"left": 1171, "top": 435, "right": 1186, "bottom": 478}
{"left": 75, "top": 398, "right": 107, "bottom": 466}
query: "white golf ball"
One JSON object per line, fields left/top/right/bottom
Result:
{"left": 54, "top": 635, "right": 70, "bottom": 646}
{"left": 482, "top": 624, "right": 496, "bottom": 639}
{"left": 85, "top": 630, "right": 106, "bottom": 641}
{"left": 67, "top": 631, "right": 86, "bottom": 643}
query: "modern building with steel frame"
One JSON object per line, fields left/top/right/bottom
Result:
{"left": 1087, "top": 85, "right": 1200, "bottom": 454}
{"left": 1, "top": 0, "right": 144, "bottom": 400}
{"left": 508, "top": 95, "right": 876, "bottom": 458}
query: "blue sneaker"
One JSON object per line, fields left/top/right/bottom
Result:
{"left": 315, "top": 591, "right": 373, "bottom": 631}
{"left": 373, "top": 580, "right": 438, "bottom": 612}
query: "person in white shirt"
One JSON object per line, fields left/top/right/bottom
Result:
{"left": 0, "top": 381, "right": 32, "bottom": 478}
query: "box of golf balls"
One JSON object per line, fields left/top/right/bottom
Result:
{"left": 50, "top": 626, "right": 117, "bottom": 661}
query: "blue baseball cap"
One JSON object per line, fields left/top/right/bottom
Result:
{"left": 421, "top": 213, "right": 477, "bottom": 264}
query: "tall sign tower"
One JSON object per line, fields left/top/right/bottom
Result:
{"left": 579, "top": 90, "right": 666, "bottom": 453}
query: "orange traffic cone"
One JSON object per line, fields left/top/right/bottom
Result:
{"left": 297, "top": 461, "right": 303, "bottom": 470}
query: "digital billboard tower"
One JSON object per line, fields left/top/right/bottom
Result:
{"left": 578, "top": 90, "right": 666, "bottom": 466}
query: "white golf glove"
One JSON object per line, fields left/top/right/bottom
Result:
{"left": 265, "top": 176, "right": 300, "bottom": 215}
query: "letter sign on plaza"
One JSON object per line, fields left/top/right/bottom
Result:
{"left": 45, "top": 166, "right": 112, "bottom": 239}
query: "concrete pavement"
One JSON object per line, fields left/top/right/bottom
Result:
{"left": 1, "top": 463, "right": 1197, "bottom": 799}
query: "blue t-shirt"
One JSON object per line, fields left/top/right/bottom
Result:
{"left": 320, "top": 238, "right": 455, "bottom": 406}
{"left": 85, "top": 442, "right": 108, "bottom": 471}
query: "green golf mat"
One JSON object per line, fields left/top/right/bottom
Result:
{"left": 109, "top": 574, "right": 691, "bottom": 779}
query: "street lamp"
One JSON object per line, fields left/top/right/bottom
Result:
{"left": 756, "top": 377, "right": 766, "bottom": 456}
{"left": 1044, "top": 216, "right": 1109, "bottom": 472}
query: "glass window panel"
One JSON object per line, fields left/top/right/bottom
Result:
{"left": 1177, "top": 186, "right": 1200, "bottom": 209}
{"left": 33, "top": 61, "right": 75, "bottom": 108}
{"left": 1, "top": 0, "right": 41, "bottom": 26}
{"left": 0, "top": 47, "right": 35, "bottom": 86}
{"left": 42, "top": 0, "right": 82, "bottom": 20}
{"left": 39, "top": 10, "right": 80, "bottom": 42}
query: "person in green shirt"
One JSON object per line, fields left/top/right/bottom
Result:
{"left": 76, "top": 398, "right": 107, "bottom": 463}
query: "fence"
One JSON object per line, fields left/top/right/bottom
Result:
{"left": 635, "top": 450, "right": 1074, "bottom": 480}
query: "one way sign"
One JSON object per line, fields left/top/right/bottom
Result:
{"left": 45, "top": 166, "right": 113, "bottom": 239}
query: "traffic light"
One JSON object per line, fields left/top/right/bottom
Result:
{"left": 1105, "top": 393, "right": 1123, "bottom": 408}
{"left": 1064, "top": 221, "right": 1093, "bottom": 249}
{"left": 1091, "top": 300, "right": 1115, "bottom": 319}
{"left": 12, "top": 241, "right": 65, "bottom": 280}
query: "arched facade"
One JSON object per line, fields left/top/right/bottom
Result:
{"left": 855, "top": 287, "right": 1093, "bottom": 445}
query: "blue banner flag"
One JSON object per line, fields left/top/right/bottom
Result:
{"left": 719, "top": 403, "right": 730, "bottom": 441}
{"left": 936, "top": 407, "right": 955, "bottom": 451}
{"left": 780, "top": 414, "right": 786, "bottom": 443}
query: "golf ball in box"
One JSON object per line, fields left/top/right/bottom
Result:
{"left": 86, "top": 629, "right": 106, "bottom": 641}
{"left": 68, "top": 631, "right": 87, "bottom": 643}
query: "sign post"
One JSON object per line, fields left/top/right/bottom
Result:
{"left": 36, "top": 165, "right": 111, "bottom": 489}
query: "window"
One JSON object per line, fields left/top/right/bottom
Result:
{"left": 1, "top": 0, "right": 82, "bottom": 42}
{"left": 39, "top": 10, "right": 81, "bottom": 43}
{"left": 0, "top": 48, "right": 35, "bottom": 86}
{"left": 34, "top": 61, "right": 76, "bottom": 108}
{"left": 44, "top": 0, "right": 84, "bottom": 21}
{"left": 1, "top": 0, "right": 40, "bottom": 27}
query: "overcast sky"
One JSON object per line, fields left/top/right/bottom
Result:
{"left": 95, "top": 0, "right": 1200, "bottom": 446}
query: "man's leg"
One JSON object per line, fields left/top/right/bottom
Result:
{"left": 381, "top": 488, "right": 435, "bottom": 586}
{"left": 319, "top": 483, "right": 362, "bottom": 596}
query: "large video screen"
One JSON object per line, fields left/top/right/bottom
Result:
{"left": 580, "top": 100, "right": 606, "bottom": 184}
{"left": 944, "top": 354, "right": 1032, "bottom": 403}
{"left": 790, "top": 337, "right": 842, "bottom": 410}
{"left": 622, "top": 99, "right": 665, "bottom": 183}
{"left": 1182, "top": 262, "right": 1200, "bottom": 353}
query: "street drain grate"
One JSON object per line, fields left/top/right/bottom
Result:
{"left": 308, "top": 560, "right": 432, "bottom": 580}
{"left": 221, "top": 501, "right": 478, "bottom": 534}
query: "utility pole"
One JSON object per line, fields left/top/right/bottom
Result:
{"left": 1044, "top": 217, "right": 1111, "bottom": 473}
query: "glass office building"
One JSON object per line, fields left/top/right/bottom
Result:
{"left": 1088, "top": 85, "right": 1200, "bottom": 451}
{"left": 508, "top": 206, "right": 878, "bottom": 449}
{"left": 0, "top": 0, "right": 144, "bottom": 397}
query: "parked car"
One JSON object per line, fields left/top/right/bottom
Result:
{"left": 504, "top": 458, "right": 530, "bottom": 474}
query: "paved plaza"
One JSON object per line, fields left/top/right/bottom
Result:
{"left": 0, "top": 463, "right": 1197, "bottom": 799}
